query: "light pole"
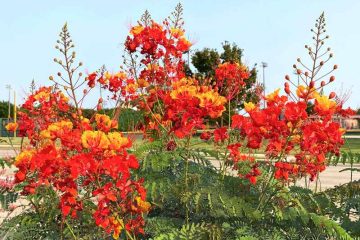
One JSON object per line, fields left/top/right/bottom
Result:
{"left": 5, "top": 84, "right": 11, "bottom": 120}
{"left": 261, "top": 62, "right": 268, "bottom": 108}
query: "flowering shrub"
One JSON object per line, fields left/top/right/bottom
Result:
{"left": 5, "top": 24, "right": 150, "bottom": 239}
{"left": 3, "top": 5, "right": 357, "bottom": 240}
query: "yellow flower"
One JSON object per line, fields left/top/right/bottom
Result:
{"left": 110, "top": 217, "right": 124, "bottom": 239}
{"left": 41, "top": 120, "right": 73, "bottom": 139}
{"left": 296, "top": 85, "right": 318, "bottom": 99}
{"left": 130, "top": 25, "right": 144, "bottom": 35}
{"left": 107, "top": 132, "right": 130, "bottom": 151}
{"left": 266, "top": 88, "right": 280, "bottom": 102}
{"left": 40, "top": 130, "right": 53, "bottom": 139}
{"left": 170, "top": 28, "right": 184, "bottom": 37}
{"left": 5, "top": 122, "right": 18, "bottom": 132}
{"left": 197, "top": 90, "right": 227, "bottom": 118}
{"left": 135, "top": 196, "right": 151, "bottom": 213}
{"left": 315, "top": 95, "right": 336, "bottom": 112}
{"left": 244, "top": 102, "right": 256, "bottom": 112}
{"left": 115, "top": 71, "right": 126, "bottom": 79}
{"left": 125, "top": 83, "right": 138, "bottom": 93}
{"left": 15, "top": 149, "right": 35, "bottom": 165}
{"left": 81, "top": 130, "right": 109, "bottom": 149}
{"left": 146, "top": 63, "right": 159, "bottom": 71}
{"left": 34, "top": 90, "right": 50, "bottom": 101}
{"left": 170, "top": 84, "right": 197, "bottom": 99}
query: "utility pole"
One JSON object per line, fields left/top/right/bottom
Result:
{"left": 13, "top": 90, "right": 17, "bottom": 137}
{"left": 261, "top": 62, "right": 268, "bottom": 108}
{"left": 5, "top": 84, "right": 11, "bottom": 119}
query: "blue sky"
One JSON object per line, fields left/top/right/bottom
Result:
{"left": 1, "top": 0, "right": 359, "bottom": 108}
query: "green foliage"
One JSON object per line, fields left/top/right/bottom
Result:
{"left": 191, "top": 48, "right": 220, "bottom": 77}
{"left": 220, "top": 41, "right": 243, "bottom": 63}
{"left": 328, "top": 151, "right": 360, "bottom": 165}
{"left": 0, "top": 101, "right": 13, "bottom": 119}
{"left": 118, "top": 108, "right": 144, "bottom": 131}
{"left": 136, "top": 142, "right": 354, "bottom": 239}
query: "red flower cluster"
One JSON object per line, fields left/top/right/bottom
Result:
{"left": 214, "top": 62, "right": 251, "bottom": 100}
{"left": 227, "top": 83, "right": 352, "bottom": 183}
{"left": 15, "top": 89, "right": 149, "bottom": 238}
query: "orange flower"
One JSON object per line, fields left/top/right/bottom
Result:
{"left": 81, "top": 130, "right": 109, "bottom": 149}
{"left": 95, "top": 114, "right": 117, "bottom": 132}
{"left": 5, "top": 122, "right": 18, "bottom": 132}
{"left": 130, "top": 25, "right": 144, "bottom": 35}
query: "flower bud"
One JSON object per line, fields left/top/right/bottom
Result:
{"left": 330, "top": 76, "right": 335, "bottom": 82}
{"left": 329, "top": 92, "right": 336, "bottom": 99}
{"left": 83, "top": 89, "right": 87, "bottom": 94}
{"left": 309, "top": 81, "right": 315, "bottom": 88}
{"left": 333, "top": 65, "right": 338, "bottom": 70}
{"left": 293, "top": 64, "right": 297, "bottom": 69}
{"left": 285, "top": 87, "right": 291, "bottom": 95}
{"left": 320, "top": 61, "right": 324, "bottom": 66}
{"left": 321, "top": 81, "right": 326, "bottom": 87}
{"left": 285, "top": 75, "right": 290, "bottom": 81}
{"left": 296, "top": 69, "right": 302, "bottom": 75}
{"left": 305, "top": 72, "right": 309, "bottom": 77}
{"left": 97, "top": 103, "right": 102, "bottom": 111}
{"left": 49, "top": 76, "right": 54, "bottom": 81}
{"left": 57, "top": 72, "right": 62, "bottom": 76}
{"left": 98, "top": 98, "right": 103, "bottom": 103}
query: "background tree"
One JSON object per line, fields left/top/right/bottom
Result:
{"left": 0, "top": 101, "right": 13, "bottom": 119}
{"left": 191, "top": 42, "right": 261, "bottom": 126}
{"left": 191, "top": 48, "right": 220, "bottom": 78}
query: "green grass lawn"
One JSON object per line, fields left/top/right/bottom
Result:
{"left": 342, "top": 138, "right": 360, "bottom": 153}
